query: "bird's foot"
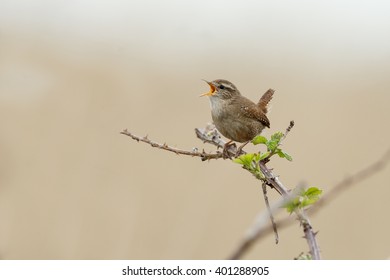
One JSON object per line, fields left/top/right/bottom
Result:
{"left": 222, "top": 141, "right": 236, "bottom": 159}
{"left": 235, "top": 141, "right": 250, "bottom": 157}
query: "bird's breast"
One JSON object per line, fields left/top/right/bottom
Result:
{"left": 209, "top": 96, "right": 227, "bottom": 118}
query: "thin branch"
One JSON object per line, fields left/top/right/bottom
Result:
{"left": 310, "top": 149, "right": 390, "bottom": 212}
{"left": 194, "top": 124, "right": 225, "bottom": 149}
{"left": 259, "top": 161, "right": 288, "bottom": 195}
{"left": 262, "top": 181, "right": 279, "bottom": 244}
{"left": 258, "top": 121, "right": 319, "bottom": 259}
{"left": 228, "top": 195, "right": 291, "bottom": 260}
{"left": 295, "top": 210, "right": 321, "bottom": 260}
{"left": 258, "top": 161, "right": 320, "bottom": 259}
{"left": 279, "top": 120, "right": 295, "bottom": 146}
{"left": 229, "top": 148, "right": 390, "bottom": 259}
{"left": 120, "top": 129, "right": 223, "bottom": 161}
{"left": 195, "top": 126, "right": 242, "bottom": 160}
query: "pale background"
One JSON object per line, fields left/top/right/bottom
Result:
{"left": 0, "top": 0, "right": 389, "bottom": 259}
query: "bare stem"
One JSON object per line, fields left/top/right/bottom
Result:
{"left": 120, "top": 129, "right": 223, "bottom": 160}
{"left": 295, "top": 210, "right": 321, "bottom": 260}
{"left": 262, "top": 181, "right": 279, "bottom": 244}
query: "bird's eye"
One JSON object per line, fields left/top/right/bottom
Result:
{"left": 219, "top": 85, "right": 225, "bottom": 89}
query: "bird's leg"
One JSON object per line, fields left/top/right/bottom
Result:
{"left": 222, "top": 140, "right": 236, "bottom": 159}
{"left": 236, "top": 140, "right": 250, "bottom": 156}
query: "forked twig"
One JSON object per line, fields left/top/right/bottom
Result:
{"left": 121, "top": 121, "right": 318, "bottom": 259}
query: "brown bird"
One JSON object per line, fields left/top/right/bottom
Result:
{"left": 201, "top": 79, "right": 274, "bottom": 156}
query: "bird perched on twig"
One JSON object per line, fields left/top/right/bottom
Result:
{"left": 201, "top": 79, "right": 274, "bottom": 157}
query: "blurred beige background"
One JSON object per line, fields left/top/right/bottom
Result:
{"left": 0, "top": 1, "right": 389, "bottom": 259}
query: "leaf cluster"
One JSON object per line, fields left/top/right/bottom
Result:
{"left": 233, "top": 132, "right": 322, "bottom": 214}
{"left": 233, "top": 132, "right": 292, "bottom": 170}
{"left": 252, "top": 132, "right": 292, "bottom": 161}
{"left": 233, "top": 153, "right": 264, "bottom": 180}
{"left": 283, "top": 187, "right": 322, "bottom": 214}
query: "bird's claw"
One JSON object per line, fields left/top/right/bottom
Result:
{"left": 222, "top": 142, "right": 236, "bottom": 159}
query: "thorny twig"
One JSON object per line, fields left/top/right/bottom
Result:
{"left": 223, "top": 121, "right": 320, "bottom": 259}
{"left": 121, "top": 121, "right": 316, "bottom": 260}
{"left": 120, "top": 129, "right": 223, "bottom": 160}
{"left": 228, "top": 149, "right": 390, "bottom": 259}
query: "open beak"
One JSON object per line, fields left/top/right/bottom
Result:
{"left": 200, "top": 80, "right": 216, "bottom": 97}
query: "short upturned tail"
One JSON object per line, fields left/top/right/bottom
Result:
{"left": 257, "top": 88, "right": 274, "bottom": 113}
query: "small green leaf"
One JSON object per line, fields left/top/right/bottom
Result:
{"left": 283, "top": 197, "right": 300, "bottom": 213}
{"left": 259, "top": 151, "right": 271, "bottom": 161}
{"left": 232, "top": 153, "right": 255, "bottom": 167}
{"left": 271, "top": 132, "right": 284, "bottom": 142}
{"left": 295, "top": 253, "right": 312, "bottom": 260}
{"left": 305, "top": 187, "right": 322, "bottom": 197}
{"left": 276, "top": 149, "right": 293, "bottom": 161}
{"left": 283, "top": 187, "right": 323, "bottom": 213}
{"left": 266, "top": 132, "right": 284, "bottom": 151}
{"left": 302, "top": 187, "right": 322, "bottom": 206}
{"left": 266, "top": 140, "right": 278, "bottom": 152}
{"left": 284, "top": 204, "right": 295, "bottom": 214}
{"left": 252, "top": 135, "right": 268, "bottom": 145}
{"left": 232, "top": 158, "right": 244, "bottom": 165}
{"left": 276, "top": 149, "right": 284, "bottom": 157}
{"left": 283, "top": 152, "right": 293, "bottom": 161}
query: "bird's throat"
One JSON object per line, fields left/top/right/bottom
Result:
{"left": 209, "top": 96, "right": 227, "bottom": 119}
